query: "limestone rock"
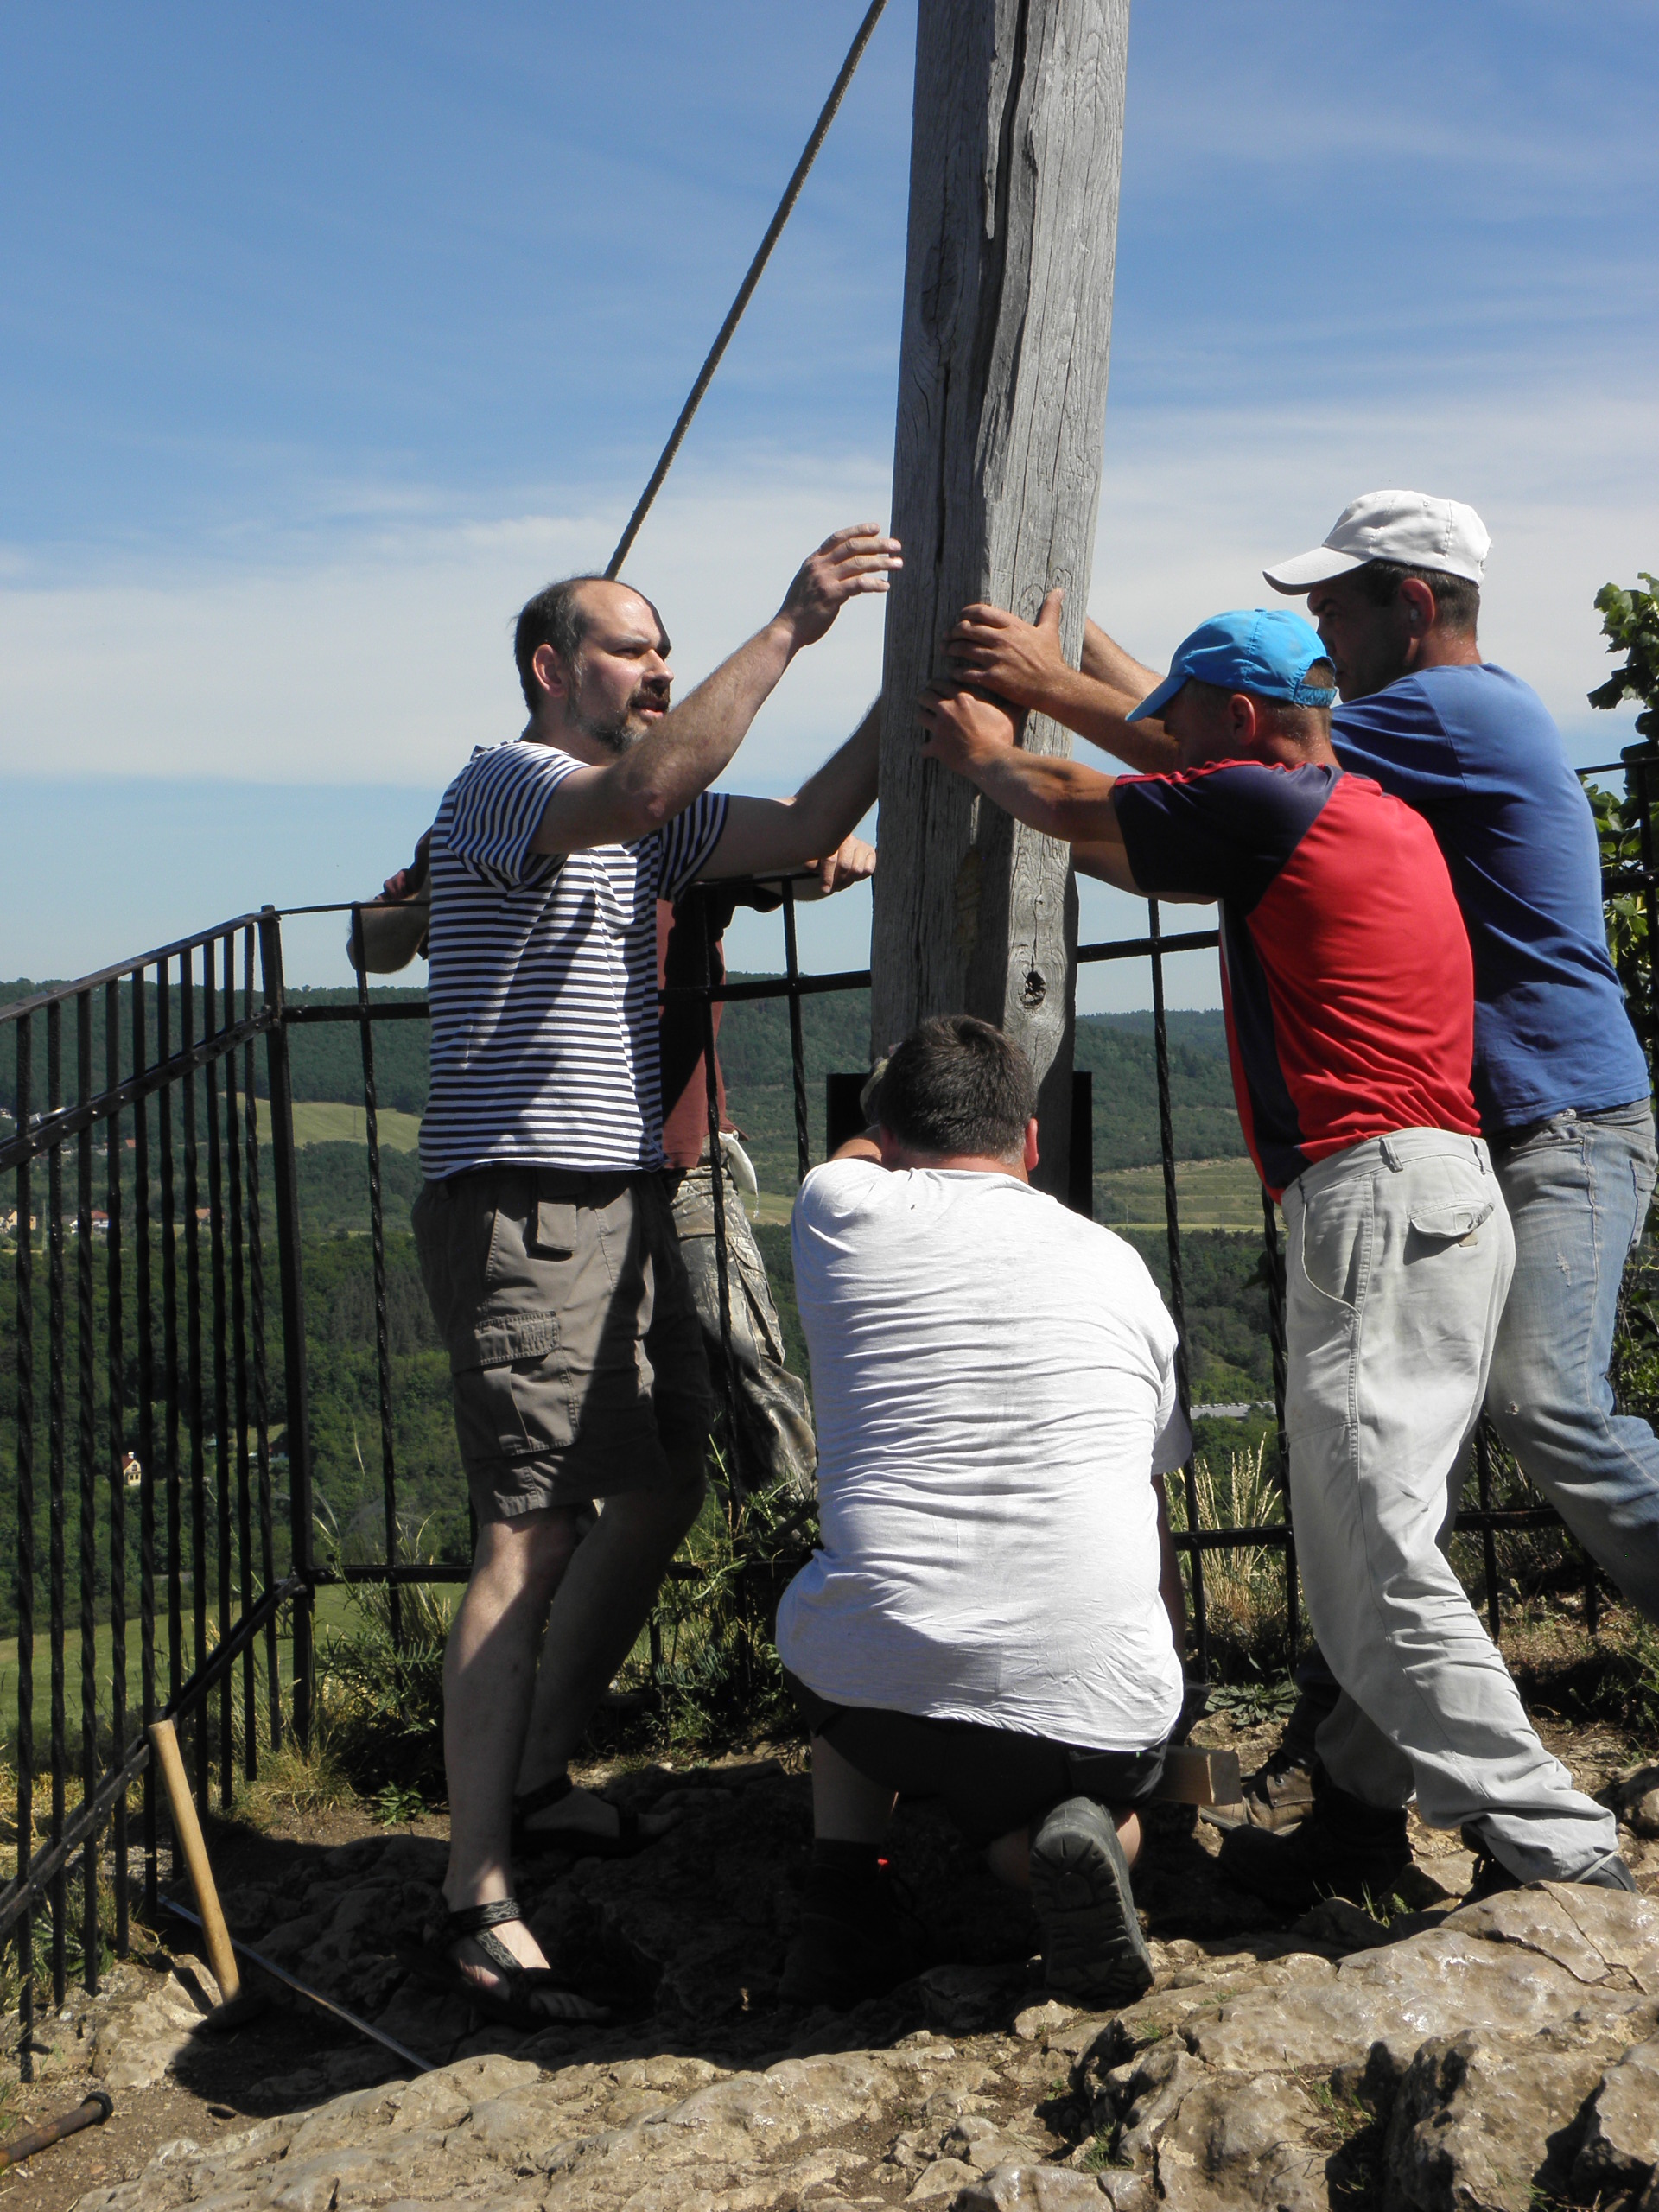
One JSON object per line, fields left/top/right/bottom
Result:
{"left": 1152, "top": 2069, "right": 1327, "bottom": 2212}
{"left": 88, "top": 1959, "right": 222, "bottom": 2091}
{"left": 1381, "top": 2017, "right": 1645, "bottom": 2212}
{"left": 906, "top": 2155, "right": 979, "bottom": 2198}
{"left": 69, "top": 1786, "right": 1659, "bottom": 2212}
{"left": 952, "top": 2164, "right": 1113, "bottom": 2208}
{"left": 1571, "top": 2031, "right": 1659, "bottom": 2199}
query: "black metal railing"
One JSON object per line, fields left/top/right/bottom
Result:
{"left": 3, "top": 741, "right": 1654, "bottom": 2072}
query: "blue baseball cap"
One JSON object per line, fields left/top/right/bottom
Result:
{"left": 1127, "top": 608, "right": 1338, "bottom": 723}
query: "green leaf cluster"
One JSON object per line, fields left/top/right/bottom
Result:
{"left": 1589, "top": 572, "right": 1659, "bottom": 741}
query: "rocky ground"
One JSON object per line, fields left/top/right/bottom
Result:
{"left": 3, "top": 1711, "right": 1658, "bottom": 2212}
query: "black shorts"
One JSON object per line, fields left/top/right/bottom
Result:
{"left": 785, "top": 1670, "right": 1168, "bottom": 1849}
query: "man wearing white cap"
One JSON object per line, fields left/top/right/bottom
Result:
{"left": 944, "top": 493, "right": 1657, "bottom": 1903}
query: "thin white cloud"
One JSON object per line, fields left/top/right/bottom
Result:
{"left": 3, "top": 375, "right": 1649, "bottom": 800}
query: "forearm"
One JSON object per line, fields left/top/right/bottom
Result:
{"left": 1058, "top": 621, "right": 1179, "bottom": 773}
{"left": 781, "top": 698, "right": 880, "bottom": 855}
{"left": 703, "top": 700, "right": 880, "bottom": 879}
{"left": 1082, "top": 619, "right": 1160, "bottom": 698}
{"left": 965, "top": 746, "right": 1120, "bottom": 846}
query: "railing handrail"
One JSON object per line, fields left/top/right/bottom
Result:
{"left": 0, "top": 912, "right": 270, "bottom": 1031}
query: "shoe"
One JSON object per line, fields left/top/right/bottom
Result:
{"left": 1028, "top": 1797, "right": 1154, "bottom": 2010}
{"left": 1201, "top": 1738, "right": 1319, "bottom": 1833}
{"left": 779, "top": 1856, "right": 924, "bottom": 2009}
{"left": 1200, "top": 1682, "right": 1335, "bottom": 1834}
{"left": 1217, "top": 1778, "right": 1411, "bottom": 1912}
{"left": 1461, "top": 1825, "right": 1639, "bottom": 1904}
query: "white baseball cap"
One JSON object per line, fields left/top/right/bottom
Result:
{"left": 1263, "top": 490, "right": 1491, "bottom": 593}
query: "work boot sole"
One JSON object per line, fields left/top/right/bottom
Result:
{"left": 1030, "top": 1797, "right": 1154, "bottom": 2011}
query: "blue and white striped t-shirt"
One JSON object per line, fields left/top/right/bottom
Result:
{"left": 419, "top": 738, "right": 728, "bottom": 1179}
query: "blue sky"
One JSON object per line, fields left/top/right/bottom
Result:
{"left": 3, "top": 0, "right": 1656, "bottom": 1002}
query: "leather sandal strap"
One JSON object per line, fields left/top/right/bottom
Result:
{"left": 513, "top": 1773, "right": 575, "bottom": 1820}
{"left": 447, "top": 1897, "right": 524, "bottom": 1937}
{"left": 467, "top": 1923, "right": 523, "bottom": 1980}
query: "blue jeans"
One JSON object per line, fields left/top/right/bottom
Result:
{"left": 1485, "top": 1099, "right": 1659, "bottom": 1624}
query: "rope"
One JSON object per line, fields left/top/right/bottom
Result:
{"left": 605, "top": 0, "right": 890, "bottom": 580}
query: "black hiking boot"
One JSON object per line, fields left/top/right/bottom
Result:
{"left": 1217, "top": 1774, "right": 1411, "bottom": 1912}
{"left": 779, "top": 1850, "right": 924, "bottom": 2010}
{"left": 1459, "top": 1824, "right": 1639, "bottom": 1905}
{"left": 1029, "top": 1797, "right": 1154, "bottom": 2010}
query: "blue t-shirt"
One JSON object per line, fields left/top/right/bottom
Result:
{"left": 1330, "top": 664, "right": 1648, "bottom": 1134}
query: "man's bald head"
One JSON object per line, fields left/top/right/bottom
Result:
{"left": 513, "top": 575, "right": 669, "bottom": 714}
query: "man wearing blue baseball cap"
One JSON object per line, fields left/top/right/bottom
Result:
{"left": 918, "top": 609, "right": 1633, "bottom": 1908}
{"left": 946, "top": 492, "right": 1658, "bottom": 1896}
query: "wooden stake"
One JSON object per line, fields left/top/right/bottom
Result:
{"left": 1155, "top": 1746, "right": 1243, "bottom": 1808}
{"left": 148, "top": 1719, "right": 240, "bottom": 2004}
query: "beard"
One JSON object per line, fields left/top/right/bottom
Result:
{"left": 569, "top": 702, "right": 645, "bottom": 756}
{"left": 567, "top": 678, "right": 664, "bottom": 756}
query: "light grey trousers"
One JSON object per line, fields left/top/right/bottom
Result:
{"left": 1285, "top": 1128, "right": 1620, "bottom": 1882}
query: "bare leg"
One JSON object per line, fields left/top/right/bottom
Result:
{"left": 441, "top": 1506, "right": 582, "bottom": 1996}
{"left": 513, "top": 1456, "right": 707, "bottom": 1840}
{"left": 985, "top": 1808, "right": 1141, "bottom": 1891}
{"left": 810, "top": 1732, "right": 897, "bottom": 1843}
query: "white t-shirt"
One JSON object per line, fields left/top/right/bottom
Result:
{"left": 775, "top": 1158, "right": 1189, "bottom": 1750}
{"left": 419, "top": 739, "right": 728, "bottom": 1179}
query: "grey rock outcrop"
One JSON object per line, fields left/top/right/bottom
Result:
{"left": 65, "top": 1885, "right": 1659, "bottom": 2212}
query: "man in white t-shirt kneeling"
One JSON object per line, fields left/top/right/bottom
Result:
{"left": 775, "top": 1016, "right": 1189, "bottom": 2011}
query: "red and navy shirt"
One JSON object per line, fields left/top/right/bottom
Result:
{"left": 1112, "top": 761, "right": 1479, "bottom": 1199}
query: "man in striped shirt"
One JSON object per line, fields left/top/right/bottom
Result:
{"left": 411, "top": 524, "right": 899, "bottom": 2029}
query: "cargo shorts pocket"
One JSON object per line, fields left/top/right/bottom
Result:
{"left": 449, "top": 1311, "right": 575, "bottom": 1464}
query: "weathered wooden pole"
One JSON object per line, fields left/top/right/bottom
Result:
{"left": 870, "top": 0, "right": 1129, "bottom": 1196}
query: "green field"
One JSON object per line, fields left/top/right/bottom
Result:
{"left": 1096, "top": 1155, "right": 1269, "bottom": 1230}
{"left": 0, "top": 1583, "right": 399, "bottom": 1750}
{"left": 255, "top": 1099, "right": 423, "bottom": 1152}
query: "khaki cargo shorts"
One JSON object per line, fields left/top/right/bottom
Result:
{"left": 412, "top": 1166, "right": 715, "bottom": 1523}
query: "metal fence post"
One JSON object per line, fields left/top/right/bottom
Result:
{"left": 257, "top": 910, "right": 316, "bottom": 1750}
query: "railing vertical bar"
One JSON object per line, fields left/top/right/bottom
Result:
{"left": 181, "top": 948, "right": 209, "bottom": 1806}
{"left": 259, "top": 910, "right": 315, "bottom": 1747}
{"left": 224, "top": 935, "right": 257, "bottom": 1779}
{"left": 14, "top": 1010, "right": 37, "bottom": 2079}
{"left": 1148, "top": 900, "right": 1208, "bottom": 1677}
{"left": 75, "top": 992, "right": 100, "bottom": 1994}
{"left": 47, "top": 998, "right": 67, "bottom": 2008}
{"left": 105, "top": 981, "right": 129, "bottom": 1961}
{"left": 131, "top": 969, "right": 158, "bottom": 1916}
{"left": 205, "top": 944, "right": 234, "bottom": 1809}
{"left": 352, "top": 909, "right": 402, "bottom": 1645}
{"left": 780, "top": 880, "right": 812, "bottom": 1186}
{"left": 699, "top": 893, "right": 747, "bottom": 1499}
{"left": 242, "top": 930, "right": 281, "bottom": 1752}
{"left": 157, "top": 961, "right": 182, "bottom": 1723}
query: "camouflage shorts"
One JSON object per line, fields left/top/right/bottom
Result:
{"left": 668, "top": 1162, "right": 817, "bottom": 1500}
